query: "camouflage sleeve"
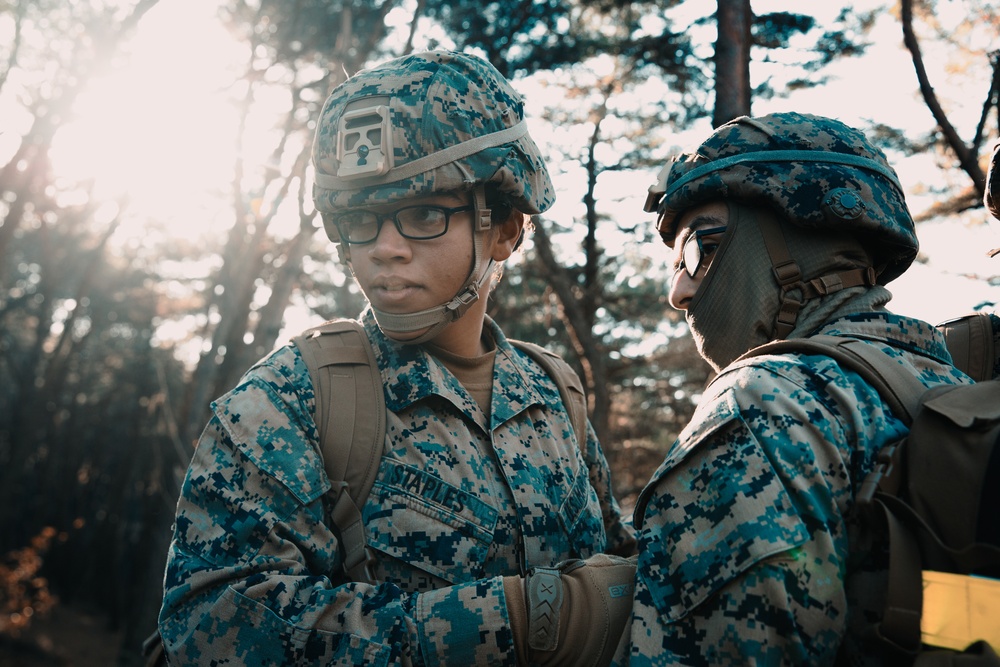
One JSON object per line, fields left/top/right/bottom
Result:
{"left": 159, "top": 356, "right": 519, "bottom": 667}
{"left": 582, "top": 420, "right": 637, "bottom": 557}
{"left": 626, "top": 360, "right": 876, "bottom": 665}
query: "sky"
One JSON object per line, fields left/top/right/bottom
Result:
{"left": 42, "top": 0, "right": 1000, "bottom": 337}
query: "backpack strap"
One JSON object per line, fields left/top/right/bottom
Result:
{"left": 736, "top": 335, "right": 926, "bottom": 424}
{"left": 937, "top": 312, "right": 996, "bottom": 382}
{"left": 510, "top": 340, "right": 588, "bottom": 455}
{"left": 292, "top": 319, "right": 385, "bottom": 584}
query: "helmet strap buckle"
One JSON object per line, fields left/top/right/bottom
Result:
{"left": 473, "top": 185, "right": 492, "bottom": 232}
{"left": 446, "top": 284, "right": 481, "bottom": 313}
{"left": 758, "top": 210, "right": 805, "bottom": 339}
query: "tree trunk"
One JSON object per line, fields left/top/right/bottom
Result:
{"left": 714, "top": 0, "right": 752, "bottom": 128}
{"left": 530, "top": 221, "right": 611, "bottom": 444}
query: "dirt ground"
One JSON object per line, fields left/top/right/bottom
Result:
{"left": 0, "top": 604, "right": 124, "bottom": 667}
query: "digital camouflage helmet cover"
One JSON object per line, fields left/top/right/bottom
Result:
{"left": 312, "top": 50, "right": 554, "bottom": 220}
{"left": 645, "top": 111, "right": 919, "bottom": 284}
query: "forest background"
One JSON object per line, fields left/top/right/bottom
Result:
{"left": 1, "top": 0, "right": 998, "bottom": 664}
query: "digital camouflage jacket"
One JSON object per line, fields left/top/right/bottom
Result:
{"left": 159, "top": 310, "right": 634, "bottom": 666}
{"left": 619, "top": 311, "right": 970, "bottom": 666}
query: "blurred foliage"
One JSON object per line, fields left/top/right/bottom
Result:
{"left": 0, "top": 528, "right": 61, "bottom": 638}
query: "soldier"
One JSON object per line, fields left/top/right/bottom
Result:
{"left": 987, "top": 139, "right": 1000, "bottom": 222}
{"left": 624, "top": 112, "right": 972, "bottom": 665}
{"left": 158, "top": 50, "right": 634, "bottom": 666}
{"left": 984, "top": 139, "right": 1000, "bottom": 379}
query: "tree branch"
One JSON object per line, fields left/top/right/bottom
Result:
{"left": 901, "top": 0, "right": 985, "bottom": 196}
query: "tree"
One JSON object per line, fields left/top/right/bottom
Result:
{"left": 0, "top": 183, "right": 187, "bottom": 664}
{"left": 900, "top": 0, "right": 999, "bottom": 215}
{"left": 715, "top": 0, "right": 752, "bottom": 126}
{"left": 484, "top": 0, "right": 876, "bottom": 444}
{"left": 0, "top": 2, "right": 218, "bottom": 660}
{"left": 173, "top": 0, "right": 402, "bottom": 449}
{"left": 0, "top": 0, "right": 161, "bottom": 258}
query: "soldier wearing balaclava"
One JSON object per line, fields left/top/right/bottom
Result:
{"left": 617, "top": 112, "right": 973, "bottom": 667}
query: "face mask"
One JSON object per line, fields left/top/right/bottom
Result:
{"left": 686, "top": 202, "right": 877, "bottom": 371}
{"left": 685, "top": 203, "right": 776, "bottom": 371}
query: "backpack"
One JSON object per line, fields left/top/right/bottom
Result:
{"left": 937, "top": 312, "right": 996, "bottom": 383}
{"left": 736, "top": 314, "right": 1000, "bottom": 664}
{"left": 290, "top": 318, "right": 589, "bottom": 585}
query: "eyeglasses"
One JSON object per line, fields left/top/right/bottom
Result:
{"left": 332, "top": 204, "right": 475, "bottom": 245}
{"left": 677, "top": 225, "right": 727, "bottom": 278}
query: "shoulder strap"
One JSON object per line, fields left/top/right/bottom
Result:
{"left": 291, "top": 319, "right": 384, "bottom": 583}
{"left": 735, "top": 335, "right": 927, "bottom": 425}
{"left": 937, "top": 312, "right": 996, "bottom": 382}
{"left": 510, "top": 340, "right": 589, "bottom": 455}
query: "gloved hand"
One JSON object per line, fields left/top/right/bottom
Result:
{"left": 503, "top": 553, "right": 636, "bottom": 667}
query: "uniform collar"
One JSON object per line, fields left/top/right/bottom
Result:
{"left": 363, "top": 309, "right": 544, "bottom": 429}
{"left": 810, "top": 310, "right": 953, "bottom": 365}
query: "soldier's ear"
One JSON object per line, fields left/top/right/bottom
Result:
{"left": 491, "top": 210, "right": 525, "bottom": 261}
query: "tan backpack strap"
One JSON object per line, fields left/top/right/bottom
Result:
{"left": 292, "top": 319, "right": 385, "bottom": 584}
{"left": 510, "top": 340, "right": 588, "bottom": 455}
{"left": 736, "top": 335, "right": 925, "bottom": 424}
{"left": 871, "top": 497, "right": 925, "bottom": 654}
{"left": 937, "top": 313, "right": 995, "bottom": 383}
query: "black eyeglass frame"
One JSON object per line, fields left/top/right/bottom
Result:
{"left": 678, "top": 225, "right": 727, "bottom": 279}
{"left": 332, "top": 204, "right": 476, "bottom": 245}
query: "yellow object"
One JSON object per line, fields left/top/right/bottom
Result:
{"left": 921, "top": 570, "right": 1000, "bottom": 652}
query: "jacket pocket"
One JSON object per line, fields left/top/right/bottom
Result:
{"left": 363, "top": 458, "right": 498, "bottom": 583}
{"left": 557, "top": 464, "right": 607, "bottom": 558}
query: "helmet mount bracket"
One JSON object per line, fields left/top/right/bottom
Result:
{"left": 337, "top": 100, "right": 394, "bottom": 180}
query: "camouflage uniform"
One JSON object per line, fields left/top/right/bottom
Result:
{"left": 626, "top": 112, "right": 974, "bottom": 665}
{"left": 160, "top": 309, "right": 634, "bottom": 666}
{"left": 159, "top": 50, "right": 635, "bottom": 666}
{"left": 621, "top": 312, "right": 969, "bottom": 665}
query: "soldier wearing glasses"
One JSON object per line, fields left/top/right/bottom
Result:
{"left": 158, "top": 51, "right": 635, "bottom": 667}
{"left": 619, "top": 112, "right": 972, "bottom": 666}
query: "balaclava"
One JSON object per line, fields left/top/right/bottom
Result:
{"left": 687, "top": 202, "right": 882, "bottom": 371}
{"left": 645, "top": 112, "right": 919, "bottom": 370}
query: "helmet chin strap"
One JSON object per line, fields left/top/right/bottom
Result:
{"left": 370, "top": 185, "right": 495, "bottom": 345}
{"left": 756, "top": 211, "right": 876, "bottom": 338}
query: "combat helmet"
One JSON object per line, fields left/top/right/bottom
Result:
{"left": 311, "top": 50, "right": 554, "bottom": 343}
{"left": 644, "top": 111, "right": 919, "bottom": 285}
